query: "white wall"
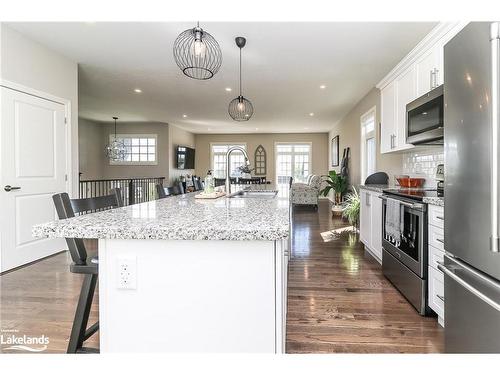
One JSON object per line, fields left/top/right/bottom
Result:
{"left": 0, "top": 24, "right": 79, "bottom": 196}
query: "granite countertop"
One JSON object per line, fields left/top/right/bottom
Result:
{"left": 422, "top": 196, "right": 444, "bottom": 206}
{"left": 359, "top": 184, "right": 392, "bottom": 193}
{"left": 32, "top": 185, "right": 290, "bottom": 241}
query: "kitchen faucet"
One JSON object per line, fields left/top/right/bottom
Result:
{"left": 225, "top": 146, "right": 250, "bottom": 195}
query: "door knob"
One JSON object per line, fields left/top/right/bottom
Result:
{"left": 4, "top": 185, "right": 21, "bottom": 192}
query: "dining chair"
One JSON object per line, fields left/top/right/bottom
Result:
{"left": 52, "top": 188, "right": 123, "bottom": 353}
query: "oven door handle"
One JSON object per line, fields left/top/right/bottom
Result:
{"left": 380, "top": 195, "right": 424, "bottom": 210}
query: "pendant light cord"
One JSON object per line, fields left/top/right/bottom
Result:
{"left": 239, "top": 47, "right": 242, "bottom": 97}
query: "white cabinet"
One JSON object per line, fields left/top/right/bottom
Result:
{"left": 360, "top": 190, "right": 371, "bottom": 245}
{"left": 427, "top": 204, "right": 445, "bottom": 327}
{"left": 415, "top": 45, "right": 441, "bottom": 96}
{"left": 380, "top": 82, "right": 397, "bottom": 154}
{"left": 378, "top": 22, "right": 467, "bottom": 154}
{"left": 395, "top": 66, "right": 417, "bottom": 151}
{"left": 360, "top": 189, "right": 383, "bottom": 263}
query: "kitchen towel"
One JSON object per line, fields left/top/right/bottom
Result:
{"left": 385, "top": 198, "right": 401, "bottom": 245}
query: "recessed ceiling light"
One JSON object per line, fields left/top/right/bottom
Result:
{"left": 309, "top": 112, "right": 314, "bottom": 117}
{"left": 182, "top": 114, "right": 188, "bottom": 118}
{"left": 134, "top": 88, "right": 142, "bottom": 93}
{"left": 255, "top": 127, "right": 259, "bottom": 131}
{"left": 319, "top": 85, "right": 326, "bottom": 89}
{"left": 225, "top": 87, "right": 232, "bottom": 92}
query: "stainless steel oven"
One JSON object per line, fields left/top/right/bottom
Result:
{"left": 381, "top": 194, "right": 431, "bottom": 315}
{"left": 406, "top": 85, "right": 444, "bottom": 145}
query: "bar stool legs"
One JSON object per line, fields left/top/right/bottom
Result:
{"left": 67, "top": 274, "right": 99, "bottom": 353}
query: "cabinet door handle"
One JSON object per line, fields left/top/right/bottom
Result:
{"left": 437, "top": 294, "right": 445, "bottom": 302}
{"left": 430, "top": 69, "right": 434, "bottom": 89}
{"left": 436, "top": 215, "right": 444, "bottom": 220}
{"left": 434, "top": 68, "right": 439, "bottom": 87}
{"left": 366, "top": 192, "right": 371, "bottom": 206}
{"left": 436, "top": 238, "right": 444, "bottom": 244}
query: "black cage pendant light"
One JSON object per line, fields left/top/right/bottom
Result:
{"left": 228, "top": 37, "right": 254, "bottom": 121}
{"left": 173, "top": 22, "right": 222, "bottom": 80}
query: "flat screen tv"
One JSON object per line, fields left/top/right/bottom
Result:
{"left": 176, "top": 146, "right": 195, "bottom": 169}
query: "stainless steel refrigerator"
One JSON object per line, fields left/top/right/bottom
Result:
{"left": 442, "top": 21, "right": 500, "bottom": 353}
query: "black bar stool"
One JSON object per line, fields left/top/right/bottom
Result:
{"left": 52, "top": 188, "right": 123, "bottom": 353}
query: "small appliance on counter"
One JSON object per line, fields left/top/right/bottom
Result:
{"left": 435, "top": 164, "right": 444, "bottom": 196}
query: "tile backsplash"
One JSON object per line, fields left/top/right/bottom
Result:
{"left": 401, "top": 147, "right": 444, "bottom": 188}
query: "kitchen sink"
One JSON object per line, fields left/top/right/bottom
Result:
{"left": 228, "top": 190, "right": 278, "bottom": 199}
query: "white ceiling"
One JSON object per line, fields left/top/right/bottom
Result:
{"left": 7, "top": 22, "right": 437, "bottom": 134}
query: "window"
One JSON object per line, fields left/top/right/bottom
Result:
{"left": 110, "top": 134, "right": 158, "bottom": 165}
{"left": 210, "top": 143, "right": 247, "bottom": 178}
{"left": 275, "top": 143, "right": 311, "bottom": 184}
{"left": 361, "top": 107, "right": 376, "bottom": 183}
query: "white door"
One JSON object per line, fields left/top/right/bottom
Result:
{"left": 0, "top": 87, "right": 67, "bottom": 272}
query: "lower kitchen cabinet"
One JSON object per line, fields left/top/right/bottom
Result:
{"left": 360, "top": 189, "right": 383, "bottom": 263}
{"left": 427, "top": 204, "right": 445, "bottom": 327}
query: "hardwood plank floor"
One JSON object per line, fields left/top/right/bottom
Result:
{"left": 0, "top": 200, "right": 443, "bottom": 353}
{"left": 286, "top": 200, "right": 444, "bottom": 353}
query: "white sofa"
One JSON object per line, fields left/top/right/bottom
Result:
{"left": 290, "top": 175, "right": 322, "bottom": 209}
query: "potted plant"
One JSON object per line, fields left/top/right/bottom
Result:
{"left": 320, "top": 170, "right": 348, "bottom": 215}
{"left": 342, "top": 187, "right": 360, "bottom": 229}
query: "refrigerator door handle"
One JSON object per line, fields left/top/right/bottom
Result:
{"left": 490, "top": 22, "right": 500, "bottom": 253}
{"left": 438, "top": 262, "right": 500, "bottom": 313}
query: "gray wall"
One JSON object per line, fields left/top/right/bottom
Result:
{"left": 169, "top": 125, "right": 196, "bottom": 184}
{"left": 1, "top": 24, "right": 79, "bottom": 196}
{"left": 328, "top": 87, "right": 402, "bottom": 187}
{"left": 78, "top": 119, "right": 170, "bottom": 180}
{"left": 194, "top": 133, "right": 329, "bottom": 181}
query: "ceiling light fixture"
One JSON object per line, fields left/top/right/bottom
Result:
{"left": 225, "top": 87, "right": 232, "bottom": 92}
{"left": 309, "top": 112, "right": 314, "bottom": 116}
{"left": 105, "top": 117, "right": 127, "bottom": 161}
{"left": 228, "top": 37, "right": 254, "bottom": 121}
{"left": 173, "top": 22, "right": 222, "bottom": 80}
{"left": 134, "top": 88, "right": 142, "bottom": 93}
{"left": 320, "top": 85, "right": 326, "bottom": 89}
{"left": 183, "top": 114, "right": 188, "bottom": 118}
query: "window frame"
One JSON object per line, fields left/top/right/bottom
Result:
{"left": 360, "top": 106, "right": 377, "bottom": 183}
{"left": 274, "top": 142, "right": 313, "bottom": 184}
{"left": 209, "top": 142, "right": 248, "bottom": 179}
{"left": 109, "top": 134, "right": 158, "bottom": 166}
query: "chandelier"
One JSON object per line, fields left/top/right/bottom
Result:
{"left": 105, "top": 116, "right": 127, "bottom": 161}
{"left": 228, "top": 37, "right": 253, "bottom": 121}
{"left": 173, "top": 22, "right": 222, "bottom": 80}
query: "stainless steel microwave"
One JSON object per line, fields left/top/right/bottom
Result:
{"left": 406, "top": 85, "right": 444, "bottom": 145}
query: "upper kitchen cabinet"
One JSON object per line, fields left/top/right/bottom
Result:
{"left": 377, "top": 22, "right": 467, "bottom": 154}
{"left": 415, "top": 45, "right": 442, "bottom": 96}
{"left": 380, "top": 81, "right": 397, "bottom": 153}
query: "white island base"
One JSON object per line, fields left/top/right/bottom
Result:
{"left": 98, "top": 238, "right": 289, "bottom": 353}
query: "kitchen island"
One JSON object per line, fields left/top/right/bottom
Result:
{"left": 33, "top": 185, "right": 290, "bottom": 353}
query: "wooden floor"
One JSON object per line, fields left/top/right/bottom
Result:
{"left": 286, "top": 200, "right": 444, "bottom": 353}
{"left": 0, "top": 200, "right": 443, "bottom": 353}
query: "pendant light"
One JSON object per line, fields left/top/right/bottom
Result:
{"left": 105, "top": 116, "right": 127, "bottom": 161}
{"left": 228, "top": 37, "right": 253, "bottom": 121}
{"left": 173, "top": 22, "right": 222, "bottom": 80}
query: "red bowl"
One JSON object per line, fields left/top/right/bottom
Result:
{"left": 396, "top": 176, "right": 425, "bottom": 188}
